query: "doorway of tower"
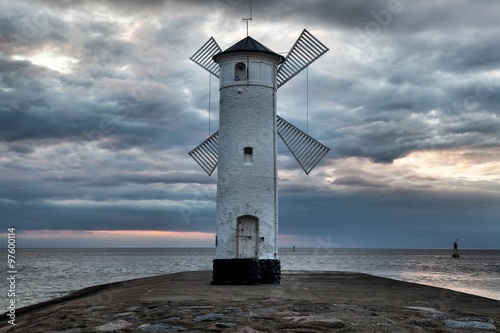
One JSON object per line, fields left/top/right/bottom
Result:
{"left": 236, "top": 216, "right": 258, "bottom": 258}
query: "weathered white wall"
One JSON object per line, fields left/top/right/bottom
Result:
{"left": 215, "top": 52, "right": 279, "bottom": 260}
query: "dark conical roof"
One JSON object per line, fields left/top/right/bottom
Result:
{"left": 213, "top": 36, "right": 285, "bottom": 63}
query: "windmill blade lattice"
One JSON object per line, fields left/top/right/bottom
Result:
{"left": 277, "top": 29, "right": 329, "bottom": 89}
{"left": 188, "top": 131, "right": 219, "bottom": 176}
{"left": 189, "top": 116, "right": 330, "bottom": 176}
{"left": 277, "top": 116, "right": 330, "bottom": 175}
{"left": 190, "top": 37, "right": 222, "bottom": 78}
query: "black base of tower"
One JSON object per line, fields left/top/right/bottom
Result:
{"left": 211, "top": 259, "right": 281, "bottom": 285}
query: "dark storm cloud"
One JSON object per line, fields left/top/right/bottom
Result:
{"left": 0, "top": 199, "right": 215, "bottom": 232}
{"left": 0, "top": 5, "right": 71, "bottom": 53}
{"left": 333, "top": 175, "right": 387, "bottom": 188}
{"left": 279, "top": 188, "right": 500, "bottom": 248}
{"left": 308, "top": 33, "right": 500, "bottom": 163}
{"left": 116, "top": 172, "right": 216, "bottom": 186}
{"left": 0, "top": 52, "right": 202, "bottom": 151}
{"left": 257, "top": 0, "right": 397, "bottom": 29}
{"left": 0, "top": 58, "right": 30, "bottom": 71}
{"left": 7, "top": 142, "right": 35, "bottom": 154}
{"left": 82, "top": 38, "right": 133, "bottom": 66}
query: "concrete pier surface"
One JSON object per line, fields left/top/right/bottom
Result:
{"left": 1, "top": 270, "right": 499, "bottom": 332}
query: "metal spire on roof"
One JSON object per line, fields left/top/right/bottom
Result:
{"left": 242, "top": 0, "right": 252, "bottom": 37}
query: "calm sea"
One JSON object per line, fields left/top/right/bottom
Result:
{"left": 2, "top": 248, "right": 499, "bottom": 309}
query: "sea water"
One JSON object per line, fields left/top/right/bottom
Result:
{"left": 1, "top": 248, "right": 499, "bottom": 309}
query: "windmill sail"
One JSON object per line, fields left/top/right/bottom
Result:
{"left": 277, "top": 29, "right": 329, "bottom": 89}
{"left": 277, "top": 116, "right": 330, "bottom": 174}
{"left": 188, "top": 131, "right": 219, "bottom": 176}
{"left": 190, "top": 37, "right": 222, "bottom": 78}
{"left": 189, "top": 116, "right": 330, "bottom": 175}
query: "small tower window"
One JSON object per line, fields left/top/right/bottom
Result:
{"left": 244, "top": 147, "right": 253, "bottom": 165}
{"left": 235, "top": 62, "right": 247, "bottom": 81}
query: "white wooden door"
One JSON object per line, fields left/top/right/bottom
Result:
{"left": 237, "top": 217, "right": 257, "bottom": 258}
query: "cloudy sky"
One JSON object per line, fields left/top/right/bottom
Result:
{"left": 1, "top": 0, "right": 499, "bottom": 249}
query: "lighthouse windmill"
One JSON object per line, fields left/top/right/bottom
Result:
{"left": 189, "top": 28, "right": 329, "bottom": 284}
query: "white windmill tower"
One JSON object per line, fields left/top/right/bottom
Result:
{"left": 189, "top": 27, "right": 329, "bottom": 284}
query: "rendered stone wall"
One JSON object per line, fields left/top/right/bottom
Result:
{"left": 215, "top": 53, "right": 279, "bottom": 261}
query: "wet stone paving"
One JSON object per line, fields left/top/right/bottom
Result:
{"left": 4, "top": 299, "right": 497, "bottom": 332}
{"left": 1, "top": 271, "right": 498, "bottom": 333}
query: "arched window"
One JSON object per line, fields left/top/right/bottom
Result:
{"left": 234, "top": 62, "right": 247, "bottom": 81}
